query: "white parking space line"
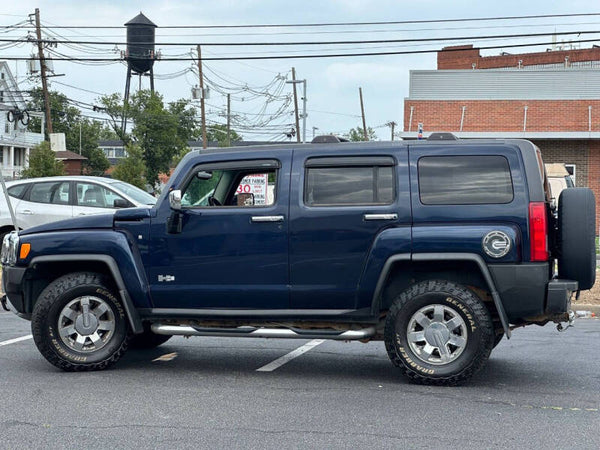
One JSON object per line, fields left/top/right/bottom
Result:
{"left": 256, "top": 339, "right": 325, "bottom": 372}
{"left": 0, "top": 335, "right": 32, "bottom": 347}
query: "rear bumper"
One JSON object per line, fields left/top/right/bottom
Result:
{"left": 1, "top": 265, "right": 28, "bottom": 318}
{"left": 546, "top": 279, "right": 578, "bottom": 314}
{"left": 489, "top": 263, "right": 577, "bottom": 320}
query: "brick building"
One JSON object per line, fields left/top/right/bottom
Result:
{"left": 401, "top": 44, "right": 600, "bottom": 223}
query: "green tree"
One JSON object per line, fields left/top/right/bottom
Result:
{"left": 101, "top": 90, "right": 199, "bottom": 188}
{"left": 346, "top": 126, "right": 378, "bottom": 142}
{"left": 99, "top": 125, "right": 120, "bottom": 141}
{"left": 112, "top": 144, "right": 146, "bottom": 190}
{"left": 27, "top": 88, "right": 110, "bottom": 175}
{"left": 206, "top": 124, "right": 243, "bottom": 147}
{"left": 21, "top": 141, "right": 65, "bottom": 178}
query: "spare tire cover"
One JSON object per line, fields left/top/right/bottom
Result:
{"left": 557, "top": 188, "right": 596, "bottom": 290}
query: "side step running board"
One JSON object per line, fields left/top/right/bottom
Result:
{"left": 151, "top": 324, "right": 376, "bottom": 341}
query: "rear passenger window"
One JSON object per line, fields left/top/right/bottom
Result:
{"left": 29, "top": 181, "right": 70, "bottom": 205}
{"left": 418, "top": 155, "right": 513, "bottom": 205}
{"left": 305, "top": 157, "right": 395, "bottom": 206}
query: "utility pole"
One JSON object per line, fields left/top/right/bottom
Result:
{"left": 196, "top": 45, "right": 207, "bottom": 149}
{"left": 34, "top": 8, "right": 53, "bottom": 135}
{"left": 301, "top": 80, "right": 307, "bottom": 144}
{"left": 359, "top": 87, "right": 367, "bottom": 141}
{"left": 286, "top": 74, "right": 307, "bottom": 143}
{"left": 291, "top": 67, "right": 300, "bottom": 143}
{"left": 226, "top": 93, "right": 231, "bottom": 147}
{"left": 386, "top": 121, "right": 397, "bottom": 141}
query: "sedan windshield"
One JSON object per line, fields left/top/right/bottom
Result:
{"left": 110, "top": 181, "right": 157, "bottom": 205}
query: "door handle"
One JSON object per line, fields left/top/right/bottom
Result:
{"left": 20, "top": 210, "right": 34, "bottom": 215}
{"left": 78, "top": 213, "right": 87, "bottom": 216}
{"left": 251, "top": 215, "right": 284, "bottom": 223}
{"left": 363, "top": 213, "right": 398, "bottom": 221}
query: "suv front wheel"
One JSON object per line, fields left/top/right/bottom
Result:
{"left": 384, "top": 280, "right": 494, "bottom": 386}
{"left": 31, "top": 272, "right": 130, "bottom": 371}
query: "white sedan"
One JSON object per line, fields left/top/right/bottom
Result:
{"left": 0, "top": 176, "right": 156, "bottom": 240}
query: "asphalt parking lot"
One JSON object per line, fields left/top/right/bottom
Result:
{"left": 0, "top": 310, "right": 599, "bottom": 449}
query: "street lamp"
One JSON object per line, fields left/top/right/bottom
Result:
{"left": 286, "top": 79, "right": 307, "bottom": 143}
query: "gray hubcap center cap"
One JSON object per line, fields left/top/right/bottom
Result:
{"left": 424, "top": 322, "right": 450, "bottom": 346}
{"left": 75, "top": 313, "right": 99, "bottom": 335}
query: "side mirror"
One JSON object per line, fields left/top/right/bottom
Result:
{"left": 197, "top": 171, "right": 213, "bottom": 180}
{"left": 113, "top": 198, "right": 130, "bottom": 208}
{"left": 169, "top": 190, "right": 182, "bottom": 210}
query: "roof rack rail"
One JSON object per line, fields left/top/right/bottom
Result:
{"left": 311, "top": 135, "right": 349, "bottom": 144}
{"left": 427, "top": 132, "right": 458, "bottom": 141}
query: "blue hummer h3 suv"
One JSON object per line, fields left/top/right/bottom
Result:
{"left": 1, "top": 138, "right": 596, "bottom": 385}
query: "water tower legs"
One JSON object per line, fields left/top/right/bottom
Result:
{"left": 121, "top": 67, "right": 132, "bottom": 136}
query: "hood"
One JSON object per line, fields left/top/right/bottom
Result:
{"left": 20, "top": 213, "right": 115, "bottom": 236}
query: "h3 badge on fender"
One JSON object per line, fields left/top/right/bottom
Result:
{"left": 482, "top": 231, "right": 511, "bottom": 258}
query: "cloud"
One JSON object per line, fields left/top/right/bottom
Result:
{"left": 325, "top": 62, "right": 406, "bottom": 89}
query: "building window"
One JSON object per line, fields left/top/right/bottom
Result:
{"left": 13, "top": 148, "right": 25, "bottom": 167}
{"left": 565, "top": 164, "right": 576, "bottom": 186}
{"left": 0, "top": 91, "right": 4, "bottom": 102}
{"left": 115, "top": 147, "right": 125, "bottom": 158}
{"left": 418, "top": 155, "right": 514, "bottom": 205}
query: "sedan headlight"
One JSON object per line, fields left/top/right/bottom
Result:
{"left": 1, "top": 231, "right": 19, "bottom": 266}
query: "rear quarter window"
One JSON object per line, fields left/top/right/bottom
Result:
{"left": 418, "top": 155, "right": 513, "bottom": 205}
{"left": 7, "top": 184, "right": 28, "bottom": 199}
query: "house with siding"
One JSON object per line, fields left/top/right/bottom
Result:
{"left": 0, "top": 61, "right": 44, "bottom": 179}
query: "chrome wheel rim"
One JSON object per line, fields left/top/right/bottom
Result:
{"left": 406, "top": 304, "right": 468, "bottom": 365}
{"left": 58, "top": 296, "right": 116, "bottom": 352}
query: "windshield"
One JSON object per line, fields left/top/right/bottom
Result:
{"left": 110, "top": 181, "right": 157, "bottom": 205}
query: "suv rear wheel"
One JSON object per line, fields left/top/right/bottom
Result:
{"left": 31, "top": 272, "right": 130, "bottom": 371}
{"left": 384, "top": 280, "right": 494, "bottom": 385}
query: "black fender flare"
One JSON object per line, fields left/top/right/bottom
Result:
{"left": 29, "top": 254, "right": 144, "bottom": 334}
{"left": 370, "top": 252, "right": 511, "bottom": 338}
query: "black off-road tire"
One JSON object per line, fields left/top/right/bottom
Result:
{"left": 557, "top": 188, "right": 596, "bottom": 290}
{"left": 384, "top": 280, "right": 494, "bottom": 386}
{"left": 493, "top": 332, "right": 504, "bottom": 349}
{"left": 31, "top": 272, "right": 130, "bottom": 371}
{"left": 129, "top": 325, "right": 172, "bottom": 349}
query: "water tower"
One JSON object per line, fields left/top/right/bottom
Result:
{"left": 122, "top": 12, "right": 157, "bottom": 133}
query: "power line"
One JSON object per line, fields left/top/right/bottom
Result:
{"left": 1, "top": 29, "right": 599, "bottom": 47}
{"left": 15, "top": 20, "right": 600, "bottom": 39}
{"left": 9, "top": 12, "right": 600, "bottom": 29}
{"left": 3, "top": 38, "right": 600, "bottom": 61}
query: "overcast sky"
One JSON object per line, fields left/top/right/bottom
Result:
{"left": 2, "top": 1, "right": 599, "bottom": 141}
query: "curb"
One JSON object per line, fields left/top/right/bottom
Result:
{"left": 572, "top": 304, "right": 600, "bottom": 317}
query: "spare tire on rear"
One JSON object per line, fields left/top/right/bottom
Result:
{"left": 557, "top": 188, "right": 596, "bottom": 290}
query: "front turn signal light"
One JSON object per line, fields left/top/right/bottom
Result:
{"left": 19, "top": 243, "right": 31, "bottom": 260}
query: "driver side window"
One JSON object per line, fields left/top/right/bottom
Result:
{"left": 181, "top": 170, "right": 224, "bottom": 207}
{"left": 181, "top": 162, "right": 278, "bottom": 208}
